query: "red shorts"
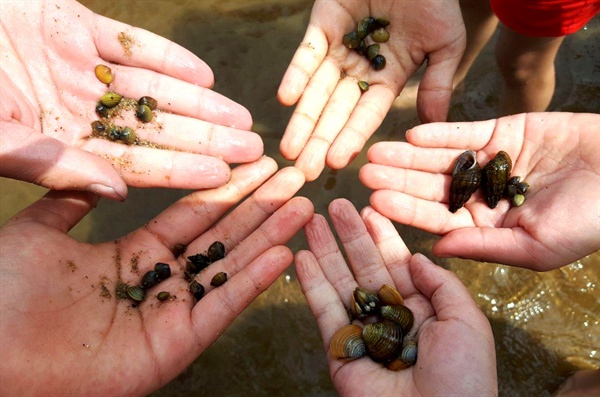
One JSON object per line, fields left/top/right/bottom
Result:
{"left": 490, "top": 0, "right": 600, "bottom": 37}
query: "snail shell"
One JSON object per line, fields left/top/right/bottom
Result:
{"left": 358, "top": 81, "right": 369, "bottom": 92}
{"left": 352, "top": 287, "right": 381, "bottom": 319}
{"left": 377, "top": 284, "right": 404, "bottom": 306}
{"left": 371, "top": 55, "right": 386, "bottom": 71}
{"left": 380, "top": 304, "right": 414, "bottom": 335}
{"left": 375, "top": 17, "right": 390, "bottom": 28}
{"left": 512, "top": 193, "right": 525, "bottom": 207}
{"left": 126, "top": 285, "right": 145, "bottom": 302}
{"left": 371, "top": 28, "right": 390, "bottom": 43}
{"left": 94, "top": 64, "right": 113, "bottom": 85}
{"left": 156, "top": 291, "right": 170, "bottom": 301}
{"left": 343, "top": 30, "right": 361, "bottom": 49}
{"left": 141, "top": 270, "right": 161, "bottom": 290}
{"left": 207, "top": 241, "right": 226, "bottom": 262}
{"left": 357, "top": 16, "right": 376, "bottom": 39}
{"left": 187, "top": 253, "right": 211, "bottom": 273}
{"left": 95, "top": 102, "right": 109, "bottom": 118}
{"left": 330, "top": 324, "right": 366, "bottom": 360}
{"left": 139, "top": 96, "right": 157, "bottom": 110}
{"left": 100, "top": 92, "right": 122, "bottom": 108}
{"left": 449, "top": 150, "right": 481, "bottom": 213}
{"left": 366, "top": 44, "right": 380, "bottom": 61}
{"left": 136, "top": 104, "right": 153, "bottom": 123}
{"left": 482, "top": 151, "right": 512, "bottom": 209}
{"left": 120, "top": 126, "right": 136, "bottom": 145}
{"left": 362, "top": 319, "right": 403, "bottom": 363}
{"left": 189, "top": 280, "right": 205, "bottom": 301}
{"left": 154, "top": 262, "right": 171, "bottom": 280}
{"left": 210, "top": 272, "right": 228, "bottom": 287}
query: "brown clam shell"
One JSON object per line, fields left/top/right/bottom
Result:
{"left": 362, "top": 320, "right": 403, "bottom": 363}
{"left": 482, "top": 151, "right": 512, "bottom": 208}
{"left": 377, "top": 284, "right": 404, "bottom": 306}
{"left": 449, "top": 150, "right": 481, "bottom": 213}
{"left": 330, "top": 324, "right": 366, "bottom": 360}
{"left": 380, "top": 305, "right": 414, "bottom": 335}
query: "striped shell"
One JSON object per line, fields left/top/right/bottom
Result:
{"left": 330, "top": 324, "right": 366, "bottom": 360}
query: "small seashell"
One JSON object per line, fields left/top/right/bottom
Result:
{"left": 100, "top": 92, "right": 122, "bottom": 108}
{"left": 342, "top": 30, "right": 361, "bottom": 49}
{"left": 330, "top": 324, "right": 366, "bottom": 360}
{"left": 136, "top": 104, "right": 153, "bottom": 123}
{"left": 358, "top": 81, "right": 369, "bottom": 92}
{"left": 371, "top": 54, "right": 386, "bottom": 71}
{"left": 449, "top": 150, "right": 481, "bottom": 213}
{"left": 141, "top": 270, "right": 161, "bottom": 290}
{"left": 187, "top": 253, "right": 211, "bottom": 273}
{"left": 120, "top": 126, "right": 136, "bottom": 145}
{"left": 355, "top": 39, "right": 367, "bottom": 56}
{"left": 366, "top": 44, "right": 380, "bottom": 60}
{"left": 91, "top": 120, "right": 106, "bottom": 134}
{"left": 357, "top": 17, "right": 376, "bottom": 39}
{"left": 400, "top": 340, "right": 418, "bottom": 364}
{"left": 380, "top": 305, "right": 414, "bottom": 334}
{"left": 156, "top": 291, "right": 170, "bottom": 301}
{"left": 107, "top": 126, "right": 122, "bottom": 141}
{"left": 482, "top": 151, "right": 512, "bottom": 209}
{"left": 371, "top": 28, "right": 390, "bottom": 43}
{"left": 210, "top": 272, "right": 228, "bottom": 287}
{"left": 189, "top": 280, "right": 205, "bottom": 301}
{"left": 352, "top": 287, "right": 380, "bottom": 319}
{"left": 375, "top": 17, "right": 390, "bottom": 28}
{"left": 377, "top": 284, "right": 404, "bottom": 306}
{"left": 95, "top": 102, "right": 109, "bottom": 118}
{"left": 138, "top": 96, "right": 157, "bottom": 110}
{"left": 207, "top": 241, "right": 226, "bottom": 262}
{"left": 94, "top": 64, "right": 113, "bottom": 85}
{"left": 511, "top": 193, "right": 525, "bottom": 207}
{"left": 154, "top": 262, "right": 171, "bottom": 280}
{"left": 126, "top": 285, "right": 145, "bottom": 302}
{"left": 362, "top": 319, "right": 403, "bottom": 363}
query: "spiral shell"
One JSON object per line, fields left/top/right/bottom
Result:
{"left": 371, "top": 55, "right": 386, "bottom": 71}
{"left": 136, "top": 104, "right": 153, "bottom": 123}
{"left": 358, "top": 81, "right": 369, "bottom": 92}
{"left": 371, "top": 28, "right": 390, "bottom": 43}
{"left": 95, "top": 64, "right": 113, "bottom": 85}
{"left": 342, "top": 30, "right": 361, "bottom": 49}
{"left": 380, "top": 305, "right": 414, "bottom": 335}
{"left": 352, "top": 287, "right": 381, "bottom": 319}
{"left": 357, "top": 17, "right": 376, "bottom": 39}
{"left": 449, "top": 150, "right": 481, "bottom": 213}
{"left": 141, "top": 270, "right": 160, "bottom": 290}
{"left": 377, "top": 284, "right": 404, "bottom": 306}
{"left": 120, "top": 126, "right": 136, "bottom": 145}
{"left": 482, "top": 151, "right": 512, "bottom": 208}
{"left": 207, "top": 241, "right": 226, "bottom": 262}
{"left": 154, "top": 262, "right": 171, "bottom": 280}
{"left": 330, "top": 324, "right": 367, "bottom": 360}
{"left": 366, "top": 44, "right": 380, "bottom": 60}
{"left": 362, "top": 320, "right": 403, "bottom": 363}
{"left": 187, "top": 253, "right": 211, "bottom": 274}
{"left": 139, "top": 96, "right": 157, "bottom": 110}
{"left": 189, "top": 280, "right": 205, "bottom": 301}
{"left": 210, "top": 272, "right": 228, "bottom": 287}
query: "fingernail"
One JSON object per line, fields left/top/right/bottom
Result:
{"left": 88, "top": 183, "right": 127, "bottom": 202}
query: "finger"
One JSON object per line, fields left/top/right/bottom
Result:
{"left": 327, "top": 85, "right": 396, "bottom": 169}
{"left": 294, "top": 77, "right": 361, "bottom": 181}
{"left": 277, "top": 25, "right": 329, "bottom": 106}
{"left": 93, "top": 13, "right": 214, "bottom": 89}
{"left": 191, "top": 246, "right": 293, "bottom": 346}
{"left": 5, "top": 190, "right": 99, "bottom": 233}
{"left": 279, "top": 58, "right": 341, "bottom": 161}
{"left": 328, "top": 199, "right": 395, "bottom": 291}
{"left": 0, "top": 122, "right": 127, "bottom": 201}
{"left": 433, "top": 227, "right": 557, "bottom": 271}
{"left": 105, "top": 65, "right": 252, "bottom": 130}
{"left": 295, "top": 250, "right": 352, "bottom": 351}
{"left": 193, "top": 196, "right": 314, "bottom": 292}
{"left": 302, "top": 214, "right": 357, "bottom": 308}
{"left": 369, "top": 190, "right": 477, "bottom": 235}
{"left": 359, "top": 206, "right": 417, "bottom": 296}
{"left": 406, "top": 119, "right": 497, "bottom": 150}
{"left": 83, "top": 139, "right": 231, "bottom": 190}
{"left": 147, "top": 156, "right": 278, "bottom": 247}
{"left": 366, "top": 141, "right": 464, "bottom": 173}
{"left": 359, "top": 163, "right": 448, "bottom": 203}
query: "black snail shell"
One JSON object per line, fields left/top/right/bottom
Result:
{"left": 362, "top": 319, "right": 403, "bottom": 363}
{"left": 154, "top": 262, "right": 171, "bottom": 280}
{"left": 207, "top": 241, "right": 226, "bottom": 262}
{"left": 187, "top": 253, "right": 211, "bottom": 274}
{"left": 330, "top": 324, "right": 367, "bottom": 360}
{"left": 449, "top": 150, "right": 481, "bottom": 213}
{"left": 342, "top": 30, "right": 361, "bottom": 49}
{"left": 141, "top": 270, "right": 161, "bottom": 290}
{"left": 189, "top": 280, "right": 205, "bottom": 301}
{"left": 371, "top": 55, "right": 386, "bottom": 71}
{"left": 482, "top": 151, "right": 512, "bottom": 209}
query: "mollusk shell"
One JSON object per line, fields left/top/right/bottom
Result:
{"left": 377, "top": 284, "right": 404, "bottom": 306}
{"left": 95, "top": 64, "right": 113, "bottom": 85}
{"left": 449, "top": 150, "right": 481, "bottom": 213}
{"left": 187, "top": 253, "right": 211, "bottom": 273}
{"left": 126, "top": 285, "right": 145, "bottom": 302}
{"left": 141, "top": 270, "right": 160, "bottom": 290}
{"left": 482, "top": 151, "right": 512, "bottom": 208}
{"left": 210, "top": 272, "right": 227, "bottom": 287}
{"left": 362, "top": 319, "right": 403, "bottom": 363}
{"left": 352, "top": 287, "right": 381, "bottom": 319}
{"left": 100, "top": 92, "right": 122, "bottom": 108}
{"left": 207, "top": 241, "right": 226, "bottom": 262}
{"left": 157, "top": 291, "right": 170, "bottom": 301}
{"left": 136, "top": 104, "right": 153, "bottom": 123}
{"left": 154, "top": 262, "right": 171, "bottom": 280}
{"left": 380, "top": 304, "right": 414, "bottom": 335}
{"left": 371, "top": 28, "right": 390, "bottom": 43}
{"left": 139, "top": 96, "right": 157, "bottom": 110}
{"left": 386, "top": 339, "right": 418, "bottom": 371}
{"left": 330, "top": 324, "right": 366, "bottom": 360}
{"left": 189, "top": 280, "right": 205, "bottom": 301}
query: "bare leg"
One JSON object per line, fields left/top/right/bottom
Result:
{"left": 453, "top": 0, "right": 499, "bottom": 89}
{"left": 495, "top": 25, "right": 565, "bottom": 115}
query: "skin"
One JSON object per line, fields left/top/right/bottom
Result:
{"left": 0, "top": 157, "right": 315, "bottom": 396}
{"left": 278, "top": 0, "right": 466, "bottom": 181}
{"left": 295, "top": 199, "right": 497, "bottom": 396}
{"left": 0, "top": 0, "right": 263, "bottom": 201}
{"left": 359, "top": 112, "right": 600, "bottom": 271}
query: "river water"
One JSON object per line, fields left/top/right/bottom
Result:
{"left": 1, "top": 1, "right": 598, "bottom": 396}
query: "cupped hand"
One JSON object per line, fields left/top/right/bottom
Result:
{"left": 278, "top": 0, "right": 465, "bottom": 181}
{"left": 360, "top": 112, "right": 600, "bottom": 271}
{"left": 295, "top": 199, "right": 497, "bottom": 396}
{"left": 0, "top": 0, "right": 262, "bottom": 201}
{"left": 0, "top": 157, "right": 314, "bottom": 396}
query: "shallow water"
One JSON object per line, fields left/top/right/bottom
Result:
{"left": 1, "top": 1, "right": 598, "bottom": 395}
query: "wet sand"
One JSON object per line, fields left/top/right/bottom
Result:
{"left": 1, "top": 1, "right": 598, "bottom": 396}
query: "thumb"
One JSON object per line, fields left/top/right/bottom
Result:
{"left": 0, "top": 122, "right": 127, "bottom": 201}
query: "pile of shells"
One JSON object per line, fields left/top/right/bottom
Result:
{"left": 91, "top": 64, "right": 158, "bottom": 145}
{"left": 125, "top": 262, "right": 172, "bottom": 303}
{"left": 185, "top": 241, "right": 228, "bottom": 302}
{"left": 342, "top": 16, "right": 390, "bottom": 92}
{"left": 330, "top": 284, "right": 417, "bottom": 371}
{"left": 449, "top": 150, "right": 530, "bottom": 213}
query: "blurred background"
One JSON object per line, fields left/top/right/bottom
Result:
{"left": 1, "top": 1, "right": 598, "bottom": 396}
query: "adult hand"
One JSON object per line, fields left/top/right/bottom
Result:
{"left": 1, "top": 0, "right": 262, "bottom": 201}
{"left": 360, "top": 112, "right": 600, "bottom": 270}
{"left": 278, "top": 0, "right": 465, "bottom": 181}
{"left": 0, "top": 157, "right": 313, "bottom": 396}
{"left": 295, "top": 199, "right": 497, "bottom": 396}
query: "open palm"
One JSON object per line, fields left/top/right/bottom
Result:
{"left": 0, "top": 158, "right": 313, "bottom": 396}
{"left": 295, "top": 199, "right": 497, "bottom": 396}
{"left": 360, "top": 112, "right": 600, "bottom": 270}
{"left": 1, "top": 0, "right": 263, "bottom": 200}
{"left": 278, "top": 0, "right": 465, "bottom": 180}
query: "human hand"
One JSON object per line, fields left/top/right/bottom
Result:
{"left": 295, "top": 199, "right": 497, "bottom": 396}
{"left": 0, "top": 157, "right": 313, "bottom": 396}
{"left": 360, "top": 112, "right": 600, "bottom": 271}
{"left": 0, "top": 0, "right": 262, "bottom": 201}
{"left": 278, "top": 0, "right": 465, "bottom": 181}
